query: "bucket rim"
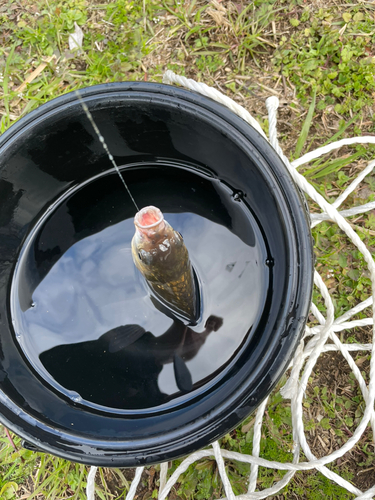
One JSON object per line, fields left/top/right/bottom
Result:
{"left": 0, "top": 81, "right": 314, "bottom": 466}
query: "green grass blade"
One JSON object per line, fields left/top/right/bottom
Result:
{"left": 187, "top": 0, "right": 197, "bottom": 17}
{"left": 309, "top": 152, "right": 362, "bottom": 179}
{"left": 112, "top": 469, "right": 130, "bottom": 490}
{"left": 235, "top": 2, "right": 254, "bottom": 26}
{"left": 303, "top": 151, "right": 351, "bottom": 177}
{"left": 321, "top": 113, "right": 361, "bottom": 146}
{"left": 295, "top": 89, "right": 317, "bottom": 158}
{"left": 71, "top": 465, "right": 87, "bottom": 500}
{"left": 185, "top": 25, "right": 203, "bottom": 41}
{"left": 28, "top": 462, "right": 68, "bottom": 500}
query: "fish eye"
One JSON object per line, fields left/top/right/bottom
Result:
{"left": 138, "top": 252, "right": 142, "bottom": 261}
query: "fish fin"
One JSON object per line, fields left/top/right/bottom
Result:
{"left": 150, "top": 291, "right": 197, "bottom": 326}
{"left": 173, "top": 353, "right": 193, "bottom": 392}
{"left": 103, "top": 325, "right": 147, "bottom": 353}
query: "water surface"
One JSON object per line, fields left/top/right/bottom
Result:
{"left": 11, "top": 165, "right": 269, "bottom": 410}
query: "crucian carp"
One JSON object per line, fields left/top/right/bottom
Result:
{"left": 131, "top": 206, "right": 200, "bottom": 325}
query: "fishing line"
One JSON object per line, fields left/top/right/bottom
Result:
{"left": 74, "top": 90, "right": 140, "bottom": 212}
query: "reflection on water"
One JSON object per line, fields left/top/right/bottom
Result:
{"left": 40, "top": 316, "right": 223, "bottom": 409}
{"left": 11, "top": 171, "right": 269, "bottom": 410}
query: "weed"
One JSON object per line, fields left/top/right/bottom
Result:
{"left": 274, "top": 7, "right": 375, "bottom": 114}
{"left": 295, "top": 88, "right": 316, "bottom": 157}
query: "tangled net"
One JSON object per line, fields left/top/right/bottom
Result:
{"left": 86, "top": 71, "right": 375, "bottom": 500}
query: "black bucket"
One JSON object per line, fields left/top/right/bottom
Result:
{"left": 0, "top": 82, "right": 313, "bottom": 466}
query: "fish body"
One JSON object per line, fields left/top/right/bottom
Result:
{"left": 131, "top": 206, "right": 199, "bottom": 324}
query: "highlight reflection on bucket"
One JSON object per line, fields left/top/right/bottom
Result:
{"left": 0, "top": 82, "right": 313, "bottom": 466}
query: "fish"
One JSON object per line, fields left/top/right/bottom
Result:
{"left": 131, "top": 205, "right": 200, "bottom": 324}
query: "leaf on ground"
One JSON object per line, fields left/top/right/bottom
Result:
{"left": 241, "top": 417, "right": 255, "bottom": 434}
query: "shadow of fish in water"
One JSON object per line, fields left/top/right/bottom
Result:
{"left": 102, "top": 316, "right": 224, "bottom": 394}
{"left": 131, "top": 205, "right": 200, "bottom": 325}
{"left": 40, "top": 315, "right": 223, "bottom": 405}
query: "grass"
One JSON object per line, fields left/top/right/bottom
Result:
{"left": 0, "top": 0, "right": 375, "bottom": 498}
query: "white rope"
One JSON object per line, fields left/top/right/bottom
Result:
{"left": 125, "top": 467, "right": 145, "bottom": 500}
{"left": 162, "top": 70, "right": 268, "bottom": 140}
{"left": 291, "top": 137, "right": 375, "bottom": 168}
{"left": 331, "top": 159, "right": 375, "bottom": 209}
{"left": 310, "top": 200, "right": 375, "bottom": 224}
{"left": 159, "top": 462, "right": 168, "bottom": 494}
{"left": 86, "top": 72, "right": 375, "bottom": 500}
{"left": 86, "top": 466, "right": 97, "bottom": 500}
{"left": 212, "top": 441, "right": 235, "bottom": 500}
{"left": 247, "top": 398, "right": 268, "bottom": 493}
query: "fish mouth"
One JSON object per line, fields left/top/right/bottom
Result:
{"left": 134, "top": 206, "right": 164, "bottom": 231}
